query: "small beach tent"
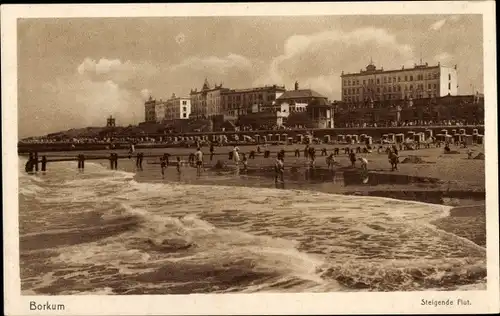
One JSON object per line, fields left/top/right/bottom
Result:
{"left": 453, "top": 134, "right": 461, "bottom": 143}
{"left": 464, "top": 135, "right": 473, "bottom": 146}
{"left": 407, "top": 131, "right": 415, "bottom": 139}
{"left": 233, "top": 134, "right": 239, "bottom": 141}
{"left": 395, "top": 133, "right": 405, "bottom": 143}
{"left": 296, "top": 134, "right": 303, "bottom": 143}
{"left": 382, "top": 134, "right": 388, "bottom": 142}
{"left": 267, "top": 134, "right": 273, "bottom": 142}
{"left": 211, "top": 135, "right": 217, "bottom": 142}
{"left": 459, "top": 128, "right": 466, "bottom": 135}
{"left": 262, "top": 135, "right": 268, "bottom": 143}
{"left": 173, "top": 136, "right": 178, "bottom": 142}
{"left": 441, "top": 129, "right": 448, "bottom": 135}
{"left": 352, "top": 134, "right": 359, "bottom": 144}
{"left": 424, "top": 129, "right": 433, "bottom": 139}
{"left": 445, "top": 134, "right": 453, "bottom": 143}
{"left": 345, "top": 134, "right": 352, "bottom": 143}
{"left": 287, "top": 137, "right": 294, "bottom": 145}
{"left": 414, "top": 133, "right": 425, "bottom": 142}
{"left": 387, "top": 133, "right": 395, "bottom": 143}
{"left": 435, "top": 134, "right": 445, "bottom": 142}
{"left": 324, "top": 135, "right": 331, "bottom": 143}
{"left": 337, "top": 134, "right": 345, "bottom": 143}
{"left": 274, "top": 134, "right": 281, "bottom": 142}
{"left": 282, "top": 133, "right": 288, "bottom": 141}
{"left": 243, "top": 135, "right": 252, "bottom": 143}
{"left": 365, "top": 136, "right": 373, "bottom": 145}
{"left": 472, "top": 129, "right": 479, "bottom": 135}
{"left": 306, "top": 134, "right": 313, "bottom": 144}
{"left": 254, "top": 134, "right": 260, "bottom": 143}
{"left": 359, "top": 134, "right": 366, "bottom": 142}
{"left": 451, "top": 129, "right": 457, "bottom": 136}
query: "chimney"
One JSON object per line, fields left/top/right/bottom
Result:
{"left": 294, "top": 81, "right": 299, "bottom": 91}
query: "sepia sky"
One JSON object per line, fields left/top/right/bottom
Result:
{"left": 18, "top": 15, "right": 483, "bottom": 137}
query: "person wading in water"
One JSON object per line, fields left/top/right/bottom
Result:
{"left": 160, "top": 157, "right": 167, "bottom": 179}
{"left": 195, "top": 147, "right": 203, "bottom": 176}
{"left": 274, "top": 153, "right": 285, "bottom": 184}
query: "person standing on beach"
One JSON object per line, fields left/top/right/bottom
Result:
{"left": 274, "top": 153, "right": 285, "bottom": 183}
{"left": 233, "top": 146, "right": 240, "bottom": 166}
{"left": 195, "top": 147, "right": 203, "bottom": 176}
{"left": 34, "top": 152, "right": 39, "bottom": 172}
{"left": 176, "top": 156, "right": 182, "bottom": 174}
{"left": 160, "top": 157, "right": 167, "bottom": 179}
{"left": 41, "top": 156, "right": 47, "bottom": 173}
{"left": 210, "top": 144, "right": 215, "bottom": 161}
{"left": 163, "top": 153, "right": 171, "bottom": 166}
{"left": 388, "top": 150, "right": 399, "bottom": 171}
{"left": 304, "top": 144, "right": 309, "bottom": 159}
{"left": 349, "top": 150, "right": 356, "bottom": 168}
{"left": 358, "top": 157, "right": 368, "bottom": 172}
{"left": 242, "top": 153, "right": 248, "bottom": 172}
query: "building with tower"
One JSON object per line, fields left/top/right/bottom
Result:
{"left": 189, "top": 79, "right": 229, "bottom": 119}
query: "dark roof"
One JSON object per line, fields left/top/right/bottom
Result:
{"left": 276, "top": 89, "right": 327, "bottom": 100}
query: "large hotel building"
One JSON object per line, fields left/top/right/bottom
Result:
{"left": 340, "top": 61, "right": 458, "bottom": 103}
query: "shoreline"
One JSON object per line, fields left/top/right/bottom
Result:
{"left": 94, "top": 157, "right": 486, "bottom": 248}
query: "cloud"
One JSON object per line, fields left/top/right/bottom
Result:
{"left": 430, "top": 19, "right": 447, "bottom": 31}
{"left": 434, "top": 52, "right": 453, "bottom": 64}
{"left": 255, "top": 27, "right": 415, "bottom": 100}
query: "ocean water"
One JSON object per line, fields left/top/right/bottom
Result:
{"left": 18, "top": 158, "right": 486, "bottom": 294}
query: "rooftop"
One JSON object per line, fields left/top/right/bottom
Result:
{"left": 276, "top": 89, "right": 327, "bottom": 100}
{"left": 341, "top": 61, "right": 455, "bottom": 77}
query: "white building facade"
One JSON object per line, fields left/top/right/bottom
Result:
{"left": 165, "top": 94, "right": 191, "bottom": 120}
{"left": 340, "top": 62, "right": 458, "bottom": 103}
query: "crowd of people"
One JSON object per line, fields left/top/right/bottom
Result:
{"left": 337, "top": 119, "right": 483, "bottom": 128}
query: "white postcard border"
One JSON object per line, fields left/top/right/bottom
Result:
{"left": 2, "top": 2, "right": 498, "bottom": 315}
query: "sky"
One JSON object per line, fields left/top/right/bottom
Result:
{"left": 17, "top": 15, "right": 483, "bottom": 138}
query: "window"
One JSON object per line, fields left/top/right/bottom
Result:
{"left": 405, "top": 75, "right": 408, "bottom": 81}
{"left": 388, "top": 77, "right": 391, "bottom": 83}
{"left": 448, "top": 74, "right": 451, "bottom": 80}
{"left": 428, "top": 84, "right": 432, "bottom": 89}
{"left": 377, "top": 87, "right": 380, "bottom": 93}
{"left": 398, "top": 86, "right": 401, "bottom": 92}
{"left": 348, "top": 80, "right": 351, "bottom": 86}
{"left": 344, "top": 89, "right": 347, "bottom": 95}
{"left": 377, "top": 79, "right": 380, "bottom": 84}
{"left": 398, "top": 77, "right": 401, "bottom": 82}
{"left": 384, "top": 77, "right": 387, "bottom": 83}
{"left": 357, "top": 80, "right": 360, "bottom": 85}
{"left": 434, "top": 84, "right": 437, "bottom": 89}
{"left": 410, "top": 75, "right": 413, "bottom": 81}
{"left": 410, "top": 85, "right": 413, "bottom": 90}
{"left": 363, "top": 80, "right": 366, "bottom": 85}
{"left": 183, "top": 113, "right": 187, "bottom": 118}
{"left": 448, "top": 83, "right": 451, "bottom": 90}
{"left": 182, "top": 107, "right": 187, "bottom": 111}
{"left": 182, "top": 100, "right": 187, "bottom": 105}
{"left": 393, "top": 77, "right": 396, "bottom": 82}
